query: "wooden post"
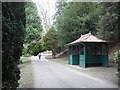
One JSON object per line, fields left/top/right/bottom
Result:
{"left": 71, "top": 46, "right": 73, "bottom": 65}
{"left": 79, "top": 44, "right": 81, "bottom": 66}
{"left": 106, "top": 44, "right": 108, "bottom": 55}
{"left": 71, "top": 46, "right": 72, "bottom": 55}
{"left": 91, "top": 44, "right": 93, "bottom": 55}
{"left": 84, "top": 44, "right": 86, "bottom": 68}
{"left": 69, "top": 46, "right": 71, "bottom": 55}
{"left": 106, "top": 43, "right": 109, "bottom": 67}
{"left": 68, "top": 46, "right": 70, "bottom": 64}
{"left": 79, "top": 45, "right": 80, "bottom": 55}
{"left": 88, "top": 44, "right": 92, "bottom": 55}
{"left": 102, "top": 43, "right": 109, "bottom": 67}
{"left": 100, "top": 44, "right": 102, "bottom": 55}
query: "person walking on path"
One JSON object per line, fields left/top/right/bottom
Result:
{"left": 38, "top": 53, "right": 41, "bottom": 60}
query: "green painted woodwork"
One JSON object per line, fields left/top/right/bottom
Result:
{"left": 86, "top": 55, "right": 102, "bottom": 63}
{"left": 73, "top": 55, "right": 79, "bottom": 65}
{"left": 79, "top": 44, "right": 86, "bottom": 68}
{"left": 84, "top": 45, "right": 86, "bottom": 68}
{"left": 69, "top": 55, "right": 79, "bottom": 65}
{"left": 67, "top": 43, "right": 109, "bottom": 68}
{"left": 68, "top": 47, "right": 70, "bottom": 64}
{"left": 102, "top": 44, "right": 109, "bottom": 67}
{"left": 101, "top": 55, "right": 108, "bottom": 67}
{"left": 86, "top": 55, "right": 108, "bottom": 67}
{"left": 69, "top": 55, "right": 72, "bottom": 65}
{"left": 79, "top": 55, "right": 86, "bottom": 68}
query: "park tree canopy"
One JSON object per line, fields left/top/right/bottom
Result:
{"left": 54, "top": 2, "right": 100, "bottom": 48}
{"left": 25, "top": 2, "right": 43, "bottom": 43}
{"left": 22, "top": 2, "right": 43, "bottom": 56}
{"left": 54, "top": 2, "right": 120, "bottom": 51}
{"left": 97, "top": 2, "right": 120, "bottom": 42}
{"left": 43, "top": 27, "right": 58, "bottom": 57}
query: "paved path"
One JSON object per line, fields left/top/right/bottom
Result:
{"left": 31, "top": 55, "right": 118, "bottom": 88}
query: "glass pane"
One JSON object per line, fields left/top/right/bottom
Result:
{"left": 102, "top": 44, "right": 107, "bottom": 55}
{"left": 80, "top": 45, "right": 84, "bottom": 55}
{"left": 71, "top": 46, "right": 79, "bottom": 55}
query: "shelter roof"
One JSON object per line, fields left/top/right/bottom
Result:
{"left": 66, "top": 32, "right": 107, "bottom": 46}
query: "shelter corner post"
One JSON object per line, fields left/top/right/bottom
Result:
{"left": 102, "top": 43, "right": 109, "bottom": 67}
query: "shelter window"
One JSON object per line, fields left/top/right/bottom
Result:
{"left": 72, "top": 45, "right": 79, "bottom": 55}
{"left": 80, "top": 45, "right": 84, "bottom": 55}
{"left": 102, "top": 44, "right": 107, "bottom": 55}
{"left": 87, "top": 44, "right": 101, "bottom": 55}
{"left": 69, "top": 46, "right": 72, "bottom": 54}
{"left": 94, "top": 45, "right": 101, "bottom": 55}
{"left": 86, "top": 45, "right": 91, "bottom": 55}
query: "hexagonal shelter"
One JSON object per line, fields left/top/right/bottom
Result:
{"left": 66, "top": 32, "right": 109, "bottom": 68}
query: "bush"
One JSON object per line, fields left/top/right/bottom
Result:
{"left": 27, "top": 43, "right": 42, "bottom": 56}
{"left": 2, "top": 2, "right": 26, "bottom": 89}
{"left": 22, "top": 48, "right": 28, "bottom": 57}
{"left": 114, "top": 50, "right": 120, "bottom": 77}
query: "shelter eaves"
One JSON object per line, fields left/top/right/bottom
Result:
{"left": 66, "top": 32, "right": 107, "bottom": 46}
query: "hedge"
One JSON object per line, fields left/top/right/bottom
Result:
{"left": 2, "top": 2, "right": 26, "bottom": 89}
{"left": 114, "top": 50, "right": 120, "bottom": 77}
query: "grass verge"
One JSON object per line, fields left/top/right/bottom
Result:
{"left": 46, "top": 56, "right": 68, "bottom": 64}
{"left": 18, "top": 57, "right": 34, "bottom": 88}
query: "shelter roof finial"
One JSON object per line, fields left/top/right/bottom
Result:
{"left": 89, "top": 31, "right": 91, "bottom": 34}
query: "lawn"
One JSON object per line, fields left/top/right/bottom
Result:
{"left": 46, "top": 56, "right": 68, "bottom": 64}
{"left": 18, "top": 57, "right": 34, "bottom": 88}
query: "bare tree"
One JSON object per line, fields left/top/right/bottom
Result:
{"left": 35, "top": 0, "right": 55, "bottom": 35}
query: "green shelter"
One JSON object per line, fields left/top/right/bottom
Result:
{"left": 66, "top": 32, "right": 109, "bottom": 68}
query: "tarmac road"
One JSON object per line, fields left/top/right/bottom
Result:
{"left": 31, "top": 55, "right": 118, "bottom": 88}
